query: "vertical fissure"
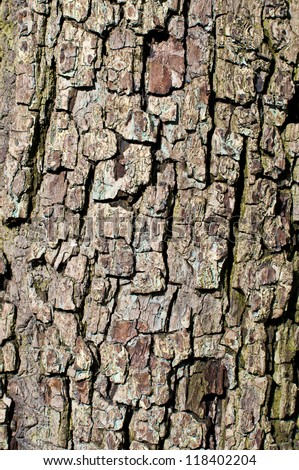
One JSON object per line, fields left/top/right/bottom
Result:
{"left": 226, "top": 137, "right": 247, "bottom": 301}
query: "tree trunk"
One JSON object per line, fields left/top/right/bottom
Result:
{"left": 0, "top": 0, "right": 299, "bottom": 450}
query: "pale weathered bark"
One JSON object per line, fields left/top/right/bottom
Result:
{"left": 0, "top": 0, "right": 299, "bottom": 450}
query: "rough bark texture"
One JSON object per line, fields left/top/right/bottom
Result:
{"left": 0, "top": 0, "right": 299, "bottom": 450}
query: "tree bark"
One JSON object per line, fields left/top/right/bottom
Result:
{"left": 0, "top": 0, "right": 299, "bottom": 450}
